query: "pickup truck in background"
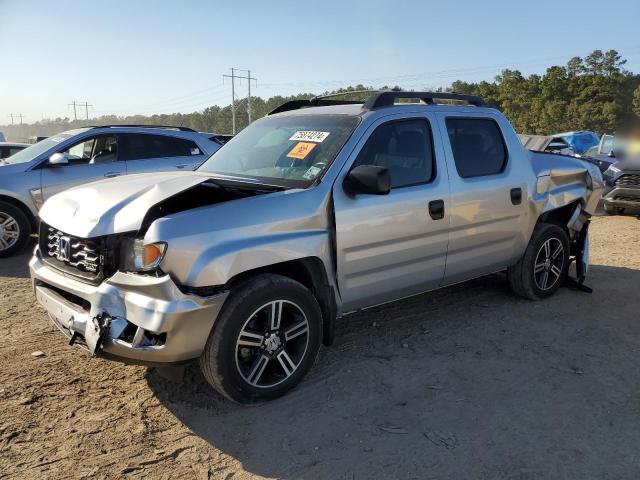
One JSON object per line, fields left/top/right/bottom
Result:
{"left": 30, "top": 91, "right": 603, "bottom": 403}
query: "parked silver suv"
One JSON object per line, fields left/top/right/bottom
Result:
{"left": 0, "top": 125, "right": 226, "bottom": 256}
{"left": 30, "top": 92, "right": 603, "bottom": 403}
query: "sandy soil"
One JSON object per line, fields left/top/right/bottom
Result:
{"left": 2, "top": 214, "right": 640, "bottom": 479}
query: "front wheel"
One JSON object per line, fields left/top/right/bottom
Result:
{"left": 508, "top": 223, "right": 570, "bottom": 300}
{"left": 200, "top": 274, "right": 323, "bottom": 404}
{"left": 0, "top": 201, "right": 31, "bottom": 258}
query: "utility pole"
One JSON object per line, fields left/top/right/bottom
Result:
{"left": 69, "top": 101, "right": 78, "bottom": 121}
{"left": 223, "top": 68, "right": 257, "bottom": 134}
{"left": 8, "top": 113, "right": 24, "bottom": 125}
{"left": 80, "top": 101, "right": 93, "bottom": 120}
{"left": 68, "top": 101, "right": 92, "bottom": 121}
{"left": 223, "top": 68, "right": 237, "bottom": 134}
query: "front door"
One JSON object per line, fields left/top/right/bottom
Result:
{"left": 333, "top": 114, "right": 450, "bottom": 312}
{"left": 41, "top": 135, "right": 125, "bottom": 201}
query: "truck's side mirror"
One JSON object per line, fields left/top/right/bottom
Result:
{"left": 345, "top": 165, "right": 391, "bottom": 195}
{"left": 48, "top": 153, "right": 69, "bottom": 166}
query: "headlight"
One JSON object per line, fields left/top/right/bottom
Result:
{"left": 121, "top": 238, "right": 167, "bottom": 272}
{"left": 606, "top": 165, "right": 621, "bottom": 175}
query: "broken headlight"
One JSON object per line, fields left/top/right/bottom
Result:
{"left": 120, "top": 238, "right": 167, "bottom": 272}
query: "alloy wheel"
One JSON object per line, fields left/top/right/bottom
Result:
{"left": 235, "top": 300, "right": 310, "bottom": 388}
{"left": 534, "top": 237, "right": 565, "bottom": 291}
{"left": 0, "top": 213, "right": 20, "bottom": 252}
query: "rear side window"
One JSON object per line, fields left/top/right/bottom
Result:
{"left": 120, "top": 134, "right": 200, "bottom": 161}
{"left": 446, "top": 118, "right": 507, "bottom": 178}
{"left": 354, "top": 119, "right": 435, "bottom": 188}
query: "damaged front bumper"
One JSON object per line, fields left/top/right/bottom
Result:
{"left": 29, "top": 251, "right": 228, "bottom": 365}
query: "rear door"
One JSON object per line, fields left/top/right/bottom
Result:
{"left": 120, "top": 133, "right": 206, "bottom": 173}
{"left": 41, "top": 135, "right": 125, "bottom": 200}
{"left": 436, "top": 113, "right": 528, "bottom": 285}
{"left": 333, "top": 113, "right": 450, "bottom": 312}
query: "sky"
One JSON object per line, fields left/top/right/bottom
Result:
{"left": 1, "top": 0, "right": 639, "bottom": 123}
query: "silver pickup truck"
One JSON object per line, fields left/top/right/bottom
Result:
{"left": 30, "top": 92, "right": 603, "bottom": 403}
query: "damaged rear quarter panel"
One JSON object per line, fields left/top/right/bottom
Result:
{"left": 145, "top": 184, "right": 335, "bottom": 288}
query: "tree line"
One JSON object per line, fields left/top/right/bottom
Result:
{"left": 3, "top": 50, "right": 639, "bottom": 142}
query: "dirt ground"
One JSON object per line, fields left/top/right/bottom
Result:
{"left": 2, "top": 214, "right": 640, "bottom": 479}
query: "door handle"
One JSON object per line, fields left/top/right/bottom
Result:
{"left": 104, "top": 171, "right": 122, "bottom": 178}
{"left": 428, "top": 199, "right": 445, "bottom": 220}
{"left": 510, "top": 187, "right": 522, "bottom": 205}
{"left": 175, "top": 163, "right": 189, "bottom": 169}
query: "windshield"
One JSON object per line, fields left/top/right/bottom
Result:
{"left": 198, "top": 114, "right": 360, "bottom": 187}
{"left": 3, "top": 134, "right": 72, "bottom": 165}
{"left": 601, "top": 135, "right": 614, "bottom": 155}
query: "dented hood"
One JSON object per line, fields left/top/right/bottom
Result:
{"left": 39, "top": 172, "right": 210, "bottom": 237}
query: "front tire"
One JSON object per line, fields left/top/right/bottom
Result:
{"left": 508, "top": 223, "right": 570, "bottom": 300}
{"left": 0, "top": 201, "right": 31, "bottom": 258}
{"left": 200, "top": 274, "right": 323, "bottom": 404}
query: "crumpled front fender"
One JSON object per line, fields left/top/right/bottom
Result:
{"left": 530, "top": 152, "right": 604, "bottom": 217}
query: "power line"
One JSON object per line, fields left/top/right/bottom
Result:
{"left": 223, "top": 68, "right": 257, "bottom": 134}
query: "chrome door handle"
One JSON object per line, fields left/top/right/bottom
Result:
{"left": 104, "top": 171, "right": 122, "bottom": 178}
{"left": 175, "top": 163, "right": 189, "bottom": 169}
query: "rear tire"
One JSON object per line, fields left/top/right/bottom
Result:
{"left": 0, "top": 201, "right": 31, "bottom": 258}
{"left": 604, "top": 204, "right": 617, "bottom": 215}
{"left": 508, "top": 223, "right": 570, "bottom": 300}
{"left": 200, "top": 274, "right": 323, "bottom": 404}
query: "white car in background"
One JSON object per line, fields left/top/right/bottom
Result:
{"left": 0, "top": 125, "right": 229, "bottom": 256}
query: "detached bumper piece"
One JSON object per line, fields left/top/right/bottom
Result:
{"left": 30, "top": 251, "right": 229, "bottom": 364}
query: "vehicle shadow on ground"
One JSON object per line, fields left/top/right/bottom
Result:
{"left": 146, "top": 264, "right": 640, "bottom": 479}
{"left": 0, "top": 238, "right": 36, "bottom": 279}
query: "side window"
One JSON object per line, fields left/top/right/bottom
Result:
{"left": 354, "top": 119, "right": 435, "bottom": 188}
{"left": 120, "top": 134, "right": 200, "bottom": 161}
{"left": 64, "top": 138, "right": 95, "bottom": 165}
{"left": 446, "top": 118, "right": 507, "bottom": 178}
{"left": 59, "top": 136, "right": 118, "bottom": 165}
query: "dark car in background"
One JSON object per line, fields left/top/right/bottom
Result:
{"left": 0, "top": 142, "right": 29, "bottom": 160}
{"left": 602, "top": 159, "right": 640, "bottom": 215}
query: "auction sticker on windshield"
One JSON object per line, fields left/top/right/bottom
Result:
{"left": 287, "top": 142, "right": 316, "bottom": 159}
{"left": 289, "top": 131, "right": 330, "bottom": 142}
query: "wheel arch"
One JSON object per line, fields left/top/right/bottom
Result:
{"left": 535, "top": 200, "right": 582, "bottom": 234}
{"left": 224, "top": 257, "right": 337, "bottom": 346}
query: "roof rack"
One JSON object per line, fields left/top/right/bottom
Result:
{"left": 268, "top": 98, "right": 364, "bottom": 115}
{"left": 364, "top": 91, "right": 488, "bottom": 109}
{"left": 268, "top": 90, "right": 489, "bottom": 115}
{"left": 88, "top": 124, "right": 197, "bottom": 132}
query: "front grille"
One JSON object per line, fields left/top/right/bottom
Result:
{"left": 38, "top": 223, "right": 117, "bottom": 283}
{"left": 615, "top": 174, "right": 640, "bottom": 187}
{"left": 46, "top": 228, "right": 100, "bottom": 273}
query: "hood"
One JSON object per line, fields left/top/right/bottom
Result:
{"left": 614, "top": 158, "right": 640, "bottom": 172}
{"left": 39, "top": 172, "right": 211, "bottom": 238}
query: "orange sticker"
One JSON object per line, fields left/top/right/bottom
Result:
{"left": 287, "top": 142, "right": 316, "bottom": 160}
